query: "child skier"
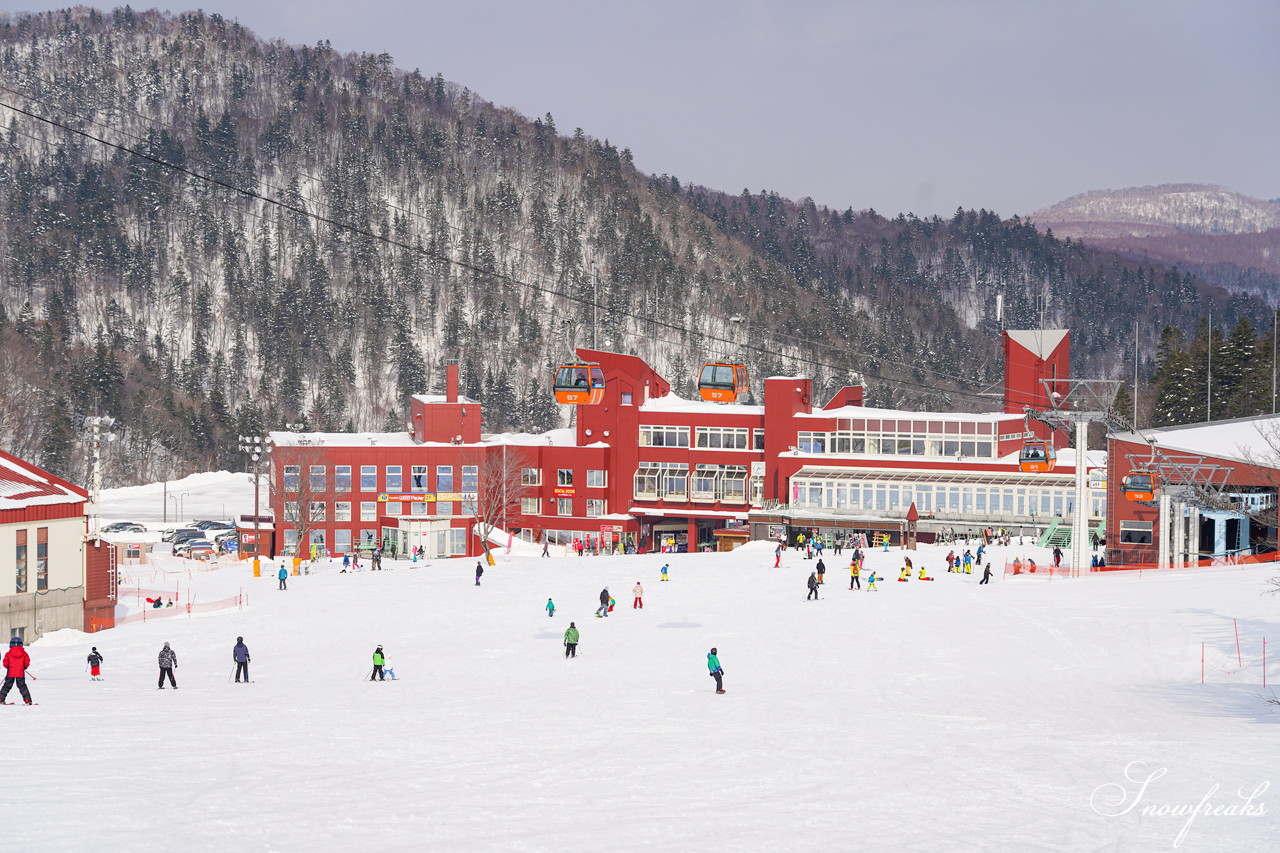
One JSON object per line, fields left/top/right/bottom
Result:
{"left": 632, "top": 582, "right": 644, "bottom": 609}
{"left": 849, "top": 559, "right": 860, "bottom": 590}
{"left": 661, "top": 563, "right": 670, "bottom": 581}
{"left": 608, "top": 595, "right": 616, "bottom": 613}
{"left": 1, "top": 637, "right": 33, "bottom": 704}
{"left": 866, "top": 571, "right": 879, "bottom": 591}
{"left": 563, "top": 623, "right": 579, "bottom": 658}
{"left": 475, "top": 562, "right": 484, "bottom": 586}
{"left": 87, "top": 646, "right": 104, "bottom": 680}
{"left": 546, "top": 598, "right": 556, "bottom": 618}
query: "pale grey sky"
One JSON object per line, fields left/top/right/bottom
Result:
{"left": 9, "top": 0, "right": 1279, "bottom": 217}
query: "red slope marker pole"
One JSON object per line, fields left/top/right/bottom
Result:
{"left": 1201, "top": 642, "right": 1205, "bottom": 685}
{"left": 1235, "top": 619, "right": 1243, "bottom": 669}
{"left": 1264, "top": 638, "right": 1268, "bottom": 689}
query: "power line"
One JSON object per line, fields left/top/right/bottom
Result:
{"left": 0, "top": 95, "right": 1003, "bottom": 408}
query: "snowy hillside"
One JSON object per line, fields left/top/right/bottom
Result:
{"left": 1034, "top": 183, "right": 1280, "bottom": 237}
{"left": 5, "top": 474, "right": 1277, "bottom": 851}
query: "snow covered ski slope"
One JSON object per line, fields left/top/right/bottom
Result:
{"left": 9, "top": 522, "right": 1279, "bottom": 851}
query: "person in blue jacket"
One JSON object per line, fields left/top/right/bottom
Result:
{"left": 707, "top": 647, "right": 725, "bottom": 694}
{"left": 233, "top": 636, "right": 251, "bottom": 682}
{"left": 278, "top": 564, "right": 288, "bottom": 590}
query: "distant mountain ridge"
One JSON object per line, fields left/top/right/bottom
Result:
{"left": 1033, "top": 183, "right": 1280, "bottom": 238}
{"left": 1032, "top": 184, "right": 1280, "bottom": 304}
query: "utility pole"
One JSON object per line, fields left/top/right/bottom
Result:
{"left": 238, "top": 435, "right": 270, "bottom": 578}
{"left": 84, "top": 416, "right": 116, "bottom": 544}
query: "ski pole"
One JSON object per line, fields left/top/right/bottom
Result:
{"left": 228, "top": 665, "right": 237, "bottom": 683}
{"left": 364, "top": 666, "right": 374, "bottom": 681}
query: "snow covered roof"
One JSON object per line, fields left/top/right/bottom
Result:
{"left": 411, "top": 393, "right": 479, "bottom": 405}
{"left": 1005, "top": 329, "right": 1068, "bottom": 359}
{"left": 0, "top": 449, "right": 87, "bottom": 512}
{"left": 798, "top": 405, "right": 1022, "bottom": 422}
{"left": 640, "top": 392, "right": 764, "bottom": 416}
{"left": 269, "top": 431, "right": 420, "bottom": 448}
{"left": 482, "top": 429, "right": 582, "bottom": 447}
{"left": 1113, "top": 415, "right": 1280, "bottom": 465}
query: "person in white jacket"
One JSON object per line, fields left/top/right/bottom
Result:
{"left": 632, "top": 581, "right": 644, "bottom": 609}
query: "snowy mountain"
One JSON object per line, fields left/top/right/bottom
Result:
{"left": 1033, "top": 184, "right": 1280, "bottom": 238}
{"left": 0, "top": 9, "right": 1274, "bottom": 487}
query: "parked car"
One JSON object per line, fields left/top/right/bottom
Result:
{"left": 173, "top": 538, "right": 213, "bottom": 557}
{"left": 104, "top": 521, "right": 146, "bottom": 533}
{"left": 187, "top": 543, "right": 217, "bottom": 560}
{"left": 193, "top": 520, "right": 234, "bottom": 531}
{"left": 162, "top": 527, "right": 201, "bottom": 543}
{"left": 213, "top": 530, "right": 237, "bottom": 544}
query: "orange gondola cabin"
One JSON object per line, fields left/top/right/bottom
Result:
{"left": 1121, "top": 470, "right": 1157, "bottom": 502}
{"left": 1017, "top": 440, "right": 1057, "bottom": 473}
{"left": 553, "top": 364, "right": 606, "bottom": 405}
{"left": 698, "top": 363, "right": 750, "bottom": 403}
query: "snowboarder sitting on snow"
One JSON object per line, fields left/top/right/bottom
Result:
{"left": 807, "top": 572, "right": 819, "bottom": 600}
{"left": 546, "top": 598, "right": 556, "bottom": 618}
{"left": 917, "top": 566, "right": 934, "bottom": 581}
{"left": 1, "top": 636, "right": 33, "bottom": 705}
{"left": 87, "top": 646, "right": 104, "bottom": 680}
{"left": 898, "top": 567, "right": 910, "bottom": 582}
{"left": 151, "top": 597, "right": 162, "bottom": 609}
{"left": 707, "top": 647, "right": 725, "bottom": 694}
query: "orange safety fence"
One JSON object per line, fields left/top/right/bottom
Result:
{"left": 1003, "top": 559, "right": 1070, "bottom": 577}
{"left": 1095, "top": 551, "right": 1280, "bottom": 574}
{"left": 113, "top": 590, "right": 247, "bottom": 627}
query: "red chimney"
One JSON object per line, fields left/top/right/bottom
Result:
{"left": 447, "top": 363, "right": 459, "bottom": 403}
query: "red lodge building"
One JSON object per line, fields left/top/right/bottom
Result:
{"left": 265, "top": 330, "right": 1117, "bottom": 559}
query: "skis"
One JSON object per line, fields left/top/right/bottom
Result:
{"left": 1, "top": 702, "right": 37, "bottom": 705}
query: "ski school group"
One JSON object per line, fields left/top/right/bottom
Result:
{"left": 783, "top": 539, "right": 997, "bottom": 601}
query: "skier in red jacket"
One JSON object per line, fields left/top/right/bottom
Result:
{"left": 1, "top": 636, "right": 33, "bottom": 705}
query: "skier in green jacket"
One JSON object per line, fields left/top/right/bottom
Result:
{"left": 546, "top": 598, "right": 556, "bottom": 618}
{"left": 563, "top": 623, "right": 579, "bottom": 658}
{"left": 707, "top": 647, "right": 725, "bottom": 694}
{"left": 371, "top": 645, "right": 386, "bottom": 681}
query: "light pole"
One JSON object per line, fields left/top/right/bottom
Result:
{"left": 238, "top": 435, "right": 271, "bottom": 578}
{"left": 84, "top": 415, "right": 116, "bottom": 543}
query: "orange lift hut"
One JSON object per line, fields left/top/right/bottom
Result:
{"left": 553, "top": 363, "right": 606, "bottom": 405}
{"left": 698, "top": 362, "right": 749, "bottom": 403}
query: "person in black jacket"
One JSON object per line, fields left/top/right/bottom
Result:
{"left": 475, "top": 562, "right": 484, "bottom": 586}
{"left": 595, "top": 587, "right": 610, "bottom": 618}
{"left": 87, "top": 646, "right": 104, "bottom": 681}
{"left": 233, "top": 637, "right": 251, "bottom": 683}
{"left": 807, "top": 572, "right": 820, "bottom": 600}
{"left": 157, "top": 642, "right": 177, "bottom": 689}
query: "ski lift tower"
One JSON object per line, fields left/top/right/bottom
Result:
{"left": 1121, "top": 447, "right": 1233, "bottom": 568}
{"left": 1027, "top": 378, "right": 1122, "bottom": 577}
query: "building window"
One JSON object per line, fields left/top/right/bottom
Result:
{"left": 309, "top": 502, "right": 327, "bottom": 522}
{"left": 309, "top": 465, "right": 326, "bottom": 491}
{"left": 385, "top": 502, "right": 402, "bottom": 516}
{"left": 14, "top": 530, "right": 27, "bottom": 594}
{"left": 283, "top": 529, "right": 298, "bottom": 551}
{"left": 385, "top": 466, "right": 402, "bottom": 492}
{"left": 283, "top": 465, "right": 300, "bottom": 491}
{"left": 437, "top": 502, "right": 454, "bottom": 516}
{"left": 284, "top": 501, "right": 300, "bottom": 521}
{"left": 462, "top": 465, "right": 478, "bottom": 491}
{"left": 521, "top": 497, "right": 540, "bottom": 515}
{"left": 448, "top": 528, "right": 467, "bottom": 555}
{"left": 360, "top": 529, "right": 378, "bottom": 547}
{"left": 35, "top": 532, "right": 47, "bottom": 588}
{"left": 360, "top": 502, "right": 377, "bottom": 522}
{"left": 411, "top": 502, "right": 428, "bottom": 516}
{"left": 360, "top": 465, "right": 377, "bottom": 491}
{"left": 721, "top": 466, "right": 748, "bottom": 503}
{"left": 437, "top": 466, "right": 454, "bottom": 492}
{"left": 558, "top": 469, "right": 575, "bottom": 487}
{"left": 753, "top": 429, "right": 766, "bottom": 450}
{"left": 639, "top": 425, "right": 690, "bottom": 447}
{"left": 797, "top": 432, "right": 827, "bottom": 453}
{"left": 412, "top": 465, "right": 429, "bottom": 492}
{"left": 557, "top": 497, "right": 574, "bottom": 515}
{"left": 335, "top": 502, "right": 352, "bottom": 522}
{"left": 696, "top": 427, "right": 750, "bottom": 449}
{"left": 334, "top": 529, "right": 352, "bottom": 553}
{"left": 586, "top": 499, "right": 606, "bottom": 516}
{"left": 587, "top": 469, "right": 606, "bottom": 488}
{"left": 1119, "top": 520, "right": 1153, "bottom": 545}
{"left": 335, "top": 465, "right": 352, "bottom": 492}
{"left": 621, "top": 392, "right": 633, "bottom": 405}
{"left": 634, "top": 462, "right": 689, "bottom": 501}
{"left": 521, "top": 468, "right": 541, "bottom": 486}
